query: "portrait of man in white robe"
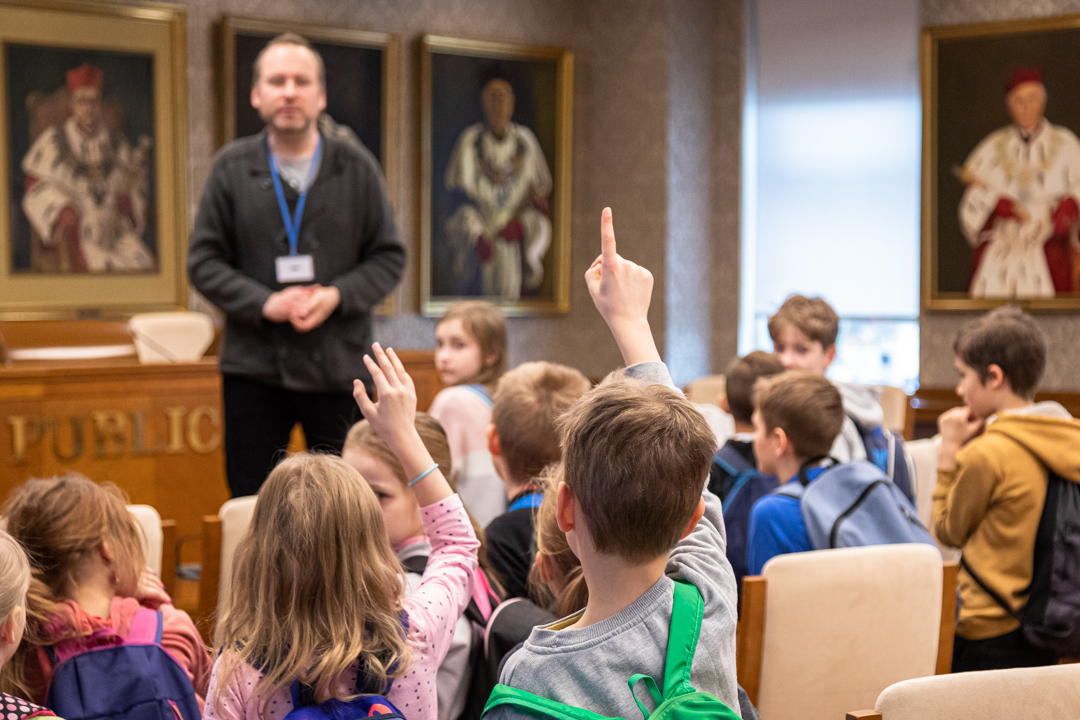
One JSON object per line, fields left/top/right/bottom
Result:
{"left": 18, "top": 62, "right": 154, "bottom": 273}
{"left": 958, "top": 67, "right": 1080, "bottom": 298}
{"left": 443, "top": 77, "right": 553, "bottom": 300}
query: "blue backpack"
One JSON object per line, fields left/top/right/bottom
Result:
{"left": 711, "top": 444, "right": 779, "bottom": 591}
{"left": 774, "top": 460, "right": 937, "bottom": 550}
{"left": 857, "top": 424, "right": 915, "bottom": 503}
{"left": 45, "top": 608, "right": 202, "bottom": 720}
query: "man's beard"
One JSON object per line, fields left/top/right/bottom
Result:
{"left": 266, "top": 110, "right": 313, "bottom": 135}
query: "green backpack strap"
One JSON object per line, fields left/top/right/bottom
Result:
{"left": 482, "top": 683, "right": 618, "bottom": 720}
{"left": 662, "top": 581, "right": 704, "bottom": 698}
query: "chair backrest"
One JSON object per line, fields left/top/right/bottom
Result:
{"left": 126, "top": 504, "right": 162, "bottom": 576}
{"left": 684, "top": 374, "right": 726, "bottom": 406}
{"left": 217, "top": 496, "right": 258, "bottom": 613}
{"left": 128, "top": 311, "right": 215, "bottom": 363}
{"left": 879, "top": 386, "right": 909, "bottom": 435}
{"left": 869, "top": 662, "right": 1080, "bottom": 720}
{"left": 905, "top": 436, "right": 960, "bottom": 562}
{"left": 752, "top": 544, "right": 944, "bottom": 720}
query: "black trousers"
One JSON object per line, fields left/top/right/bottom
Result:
{"left": 222, "top": 374, "right": 362, "bottom": 497}
{"left": 951, "top": 627, "right": 1059, "bottom": 672}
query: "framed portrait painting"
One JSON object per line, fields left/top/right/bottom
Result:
{"left": 421, "top": 35, "right": 573, "bottom": 316}
{"left": 219, "top": 16, "right": 399, "bottom": 313}
{"left": 922, "top": 14, "right": 1080, "bottom": 311}
{"left": 0, "top": 0, "right": 188, "bottom": 318}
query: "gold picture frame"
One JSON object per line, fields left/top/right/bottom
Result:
{"left": 421, "top": 35, "right": 573, "bottom": 317}
{"left": 921, "top": 14, "right": 1080, "bottom": 311}
{"left": 0, "top": 0, "right": 188, "bottom": 319}
{"left": 218, "top": 16, "right": 401, "bottom": 315}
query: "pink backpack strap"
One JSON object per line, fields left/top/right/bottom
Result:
{"left": 48, "top": 609, "right": 162, "bottom": 665}
{"left": 472, "top": 568, "right": 495, "bottom": 621}
{"left": 124, "top": 608, "right": 164, "bottom": 646}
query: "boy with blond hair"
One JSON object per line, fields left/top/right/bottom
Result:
{"left": 485, "top": 361, "right": 592, "bottom": 599}
{"left": 935, "top": 306, "right": 1080, "bottom": 672}
{"left": 745, "top": 372, "right": 846, "bottom": 574}
{"left": 483, "top": 209, "right": 740, "bottom": 719}
{"left": 768, "top": 294, "right": 913, "bottom": 496}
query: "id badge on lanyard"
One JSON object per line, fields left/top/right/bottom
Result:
{"left": 271, "top": 138, "right": 321, "bottom": 284}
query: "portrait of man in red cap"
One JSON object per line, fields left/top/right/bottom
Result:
{"left": 958, "top": 67, "right": 1080, "bottom": 298}
{"left": 18, "top": 61, "right": 155, "bottom": 273}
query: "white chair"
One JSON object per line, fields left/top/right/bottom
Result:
{"left": 198, "top": 496, "right": 257, "bottom": 643}
{"left": 737, "top": 544, "right": 953, "bottom": 720}
{"left": 126, "top": 504, "right": 177, "bottom": 597}
{"left": 879, "top": 385, "right": 910, "bottom": 436}
{"left": 684, "top": 374, "right": 726, "bottom": 406}
{"left": 846, "top": 662, "right": 1080, "bottom": 720}
{"left": 906, "top": 436, "right": 961, "bottom": 562}
{"left": 128, "top": 311, "right": 215, "bottom": 363}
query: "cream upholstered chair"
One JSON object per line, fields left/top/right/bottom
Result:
{"left": 128, "top": 311, "right": 215, "bottom": 363}
{"left": 126, "top": 504, "right": 177, "bottom": 596}
{"left": 906, "top": 436, "right": 961, "bottom": 562}
{"left": 197, "top": 496, "right": 257, "bottom": 643}
{"left": 846, "top": 662, "right": 1080, "bottom": 720}
{"left": 879, "top": 385, "right": 909, "bottom": 435}
{"left": 684, "top": 374, "right": 726, "bottom": 405}
{"left": 736, "top": 544, "right": 955, "bottom": 720}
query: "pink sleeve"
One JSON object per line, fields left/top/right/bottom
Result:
{"left": 203, "top": 652, "right": 259, "bottom": 720}
{"left": 402, "top": 494, "right": 480, "bottom": 673}
{"left": 158, "top": 604, "right": 213, "bottom": 707}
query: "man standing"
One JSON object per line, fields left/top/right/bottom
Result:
{"left": 444, "top": 77, "right": 552, "bottom": 300}
{"left": 188, "top": 34, "right": 404, "bottom": 497}
{"left": 22, "top": 63, "right": 154, "bottom": 273}
{"left": 959, "top": 68, "right": 1080, "bottom": 298}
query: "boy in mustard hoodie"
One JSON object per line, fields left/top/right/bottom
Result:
{"left": 934, "top": 306, "right": 1080, "bottom": 672}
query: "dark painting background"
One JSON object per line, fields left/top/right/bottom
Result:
{"left": 430, "top": 52, "right": 558, "bottom": 298}
{"left": 935, "top": 27, "right": 1080, "bottom": 294}
{"left": 233, "top": 32, "right": 383, "bottom": 166}
{"left": 5, "top": 44, "right": 156, "bottom": 272}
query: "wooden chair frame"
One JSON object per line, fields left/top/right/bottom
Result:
{"left": 196, "top": 514, "right": 223, "bottom": 645}
{"left": 736, "top": 560, "right": 958, "bottom": 706}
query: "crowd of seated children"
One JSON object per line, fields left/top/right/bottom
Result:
{"left": 342, "top": 413, "right": 500, "bottom": 720}
{"left": 204, "top": 344, "right": 480, "bottom": 720}
{"left": 3, "top": 474, "right": 211, "bottom": 716}
{"left": 485, "top": 208, "right": 741, "bottom": 719}
{"left": 745, "top": 373, "right": 846, "bottom": 576}
{"left": 709, "top": 351, "right": 784, "bottom": 594}
{"left": 768, "top": 295, "right": 913, "bottom": 495}
{"left": 429, "top": 302, "right": 509, "bottom": 528}
{"left": 0, "top": 530, "right": 55, "bottom": 720}
{"left": 934, "top": 307, "right": 1080, "bottom": 673}
{"left": 485, "top": 361, "right": 591, "bottom": 599}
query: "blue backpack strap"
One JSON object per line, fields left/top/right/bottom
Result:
{"left": 464, "top": 383, "right": 494, "bottom": 408}
{"left": 713, "top": 444, "right": 754, "bottom": 476}
{"left": 508, "top": 493, "right": 544, "bottom": 512}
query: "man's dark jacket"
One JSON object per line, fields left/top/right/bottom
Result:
{"left": 188, "top": 130, "right": 404, "bottom": 393}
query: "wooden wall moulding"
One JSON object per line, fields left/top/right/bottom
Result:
{"left": 910, "top": 386, "right": 1080, "bottom": 438}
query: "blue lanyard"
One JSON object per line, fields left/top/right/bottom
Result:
{"left": 508, "top": 493, "right": 544, "bottom": 512}
{"left": 268, "top": 137, "right": 322, "bottom": 256}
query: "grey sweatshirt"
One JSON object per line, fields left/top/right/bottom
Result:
{"left": 489, "top": 361, "right": 742, "bottom": 719}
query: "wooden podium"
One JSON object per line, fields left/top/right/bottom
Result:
{"left": 0, "top": 321, "right": 440, "bottom": 566}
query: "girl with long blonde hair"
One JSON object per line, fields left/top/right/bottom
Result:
{"left": 528, "top": 464, "right": 589, "bottom": 618}
{"left": 0, "top": 530, "right": 55, "bottom": 719}
{"left": 342, "top": 412, "right": 501, "bottom": 720}
{"left": 205, "top": 344, "right": 479, "bottom": 720}
{"left": 2, "top": 474, "right": 210, "bottom": 714}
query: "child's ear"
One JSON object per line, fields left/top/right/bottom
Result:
{"left": 985, "top": 364, "right": 1006, "bottom": 390}
{"left": 486, "top": 424, "right": 502, "bottom": 457}
{"left": 0, "top": 614, "right": 15, "bottom": 645}
{"left": 99, "top": 540, "right": 114, "bottom": 565}
{"left": 824, "top": 344, "right": 837, "bottom": 369}
{"left": 556, "top": 481, "right": 576, "bottom": 533}
{"left": 775, "top": 427, "right": 795, "bottom": 458}
{"left": 718, "top": 394, "right": 730, "bottom": 414}
{"left": 678, "top": 497, "right": 706, "bottom": 540}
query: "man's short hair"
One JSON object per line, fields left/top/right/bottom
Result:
{"left": 493, "top": 362, "right": 591, "bottom": 483}
{"left": 558, "top": 374, "right": 716, "bottom": 561}
{"left": 768, "top": 295, "right": 840, "bottom": 349}
{"left": 755, "top": 372, "right": 844, "bottom": 460}
{"left": 725, "top": 351, "right": 785, "bottom": 424}
{"left": 253, "top": 33, "right": 326, "bottom": 88}
{"left": 954, "top": 306, "right": 1047, "bottom": 399}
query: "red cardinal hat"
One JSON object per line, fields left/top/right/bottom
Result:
{"left": 1006, "top": 68, "right": 1042, "bottom": 94}
{"left": 66, "top": 63, "right": 103, "bottom": 92}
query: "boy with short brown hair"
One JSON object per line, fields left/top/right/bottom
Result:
{"left": 745, "top": 372, "right": 846, "bottom": 575}
{"left": 935, "top": 306, "right": 1080, "bottom": 672}
{"left": 768, "top": 294, "right": 913, "bottom": 496}
{"left": 485, "top": 361, "right": 591, "bottom": 598}
{"left": 486, "top": 209, "right": 740, "bottom": 719}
